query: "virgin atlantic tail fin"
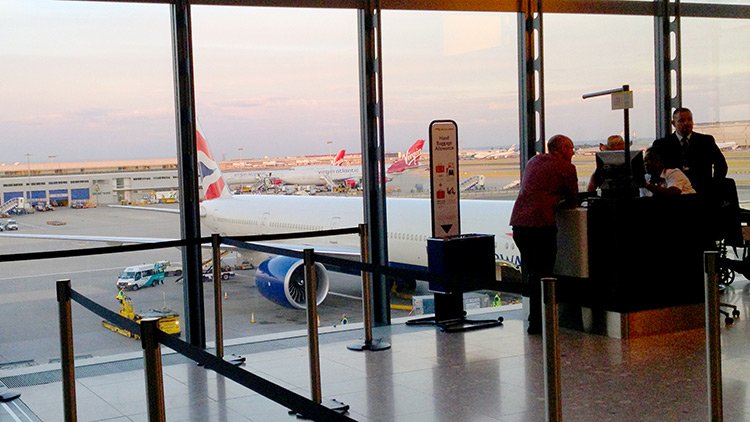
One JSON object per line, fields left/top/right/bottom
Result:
{"left": 196, "top": 126, "right": 232, "bottom": 200}
{"left": 332, "top": 149, "right": 346, "bottom": 166}
{"left": 386, "top": 139, "right": 425, "bottom": 174}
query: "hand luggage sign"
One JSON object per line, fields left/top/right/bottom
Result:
{"left": 429, "top": 120, "right": 460, "bottom": 238}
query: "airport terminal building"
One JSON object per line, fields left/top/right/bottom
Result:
{"left": 0, "top": 159, "right": 180, "bottom": 207}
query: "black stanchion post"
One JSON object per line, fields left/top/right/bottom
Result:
{"left": 704, "top": 251, "right": 723, "bottom": 421}
{"left": 212, "top": 234, "right": 245, "bottom": 366}
{"left": 141, "top": 318, "right": 166, "bottom": 422}
{"left": 303, "top": 248, "right": 323, "bottom": 404}
{"left": 212, "top": 233, "right": 224, "bottom": 359}
{"left": 542, "top": 277, "right": 562, "bottom": 422}
{"left": 297, "top": 249, "right": 349, "bottom": 416}
{"left": 348, "top": 224, "right": 390, "bottom": 351}
{"left": 56, "top": 279, "right": 76, "bottom": 422}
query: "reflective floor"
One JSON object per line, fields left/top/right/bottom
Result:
{"left": 4, "top": 283, "right": 750, "bottom": 421}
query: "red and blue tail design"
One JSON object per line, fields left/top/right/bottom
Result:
{"left": 196, "top": 126, "right": 231, "bottom": 200}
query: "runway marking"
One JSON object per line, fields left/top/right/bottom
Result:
{"left": 0, "top": 266, "right": 123, "bottom": 281}
{"left": 328, "top": 292, "right": 362, "bottom": 301}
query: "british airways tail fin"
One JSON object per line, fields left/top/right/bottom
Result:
{"left": 196, "top": 126, "right": 232, "bottom": 200}
{"left": 332, "top": 149, "right": 346, "bottom": 166}
{"left": 386, "top": 139, "right": 425, "bottom": 174}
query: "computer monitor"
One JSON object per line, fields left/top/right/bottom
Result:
{"left": 595, "top": 150, "right": 645, "bottom": 199}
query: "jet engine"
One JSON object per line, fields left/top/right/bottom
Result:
{"left": 255, "top": 255, "right": 330, "bottom": 309}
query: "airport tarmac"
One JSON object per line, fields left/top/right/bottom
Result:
{"left": 0, "top": 206, "right": 423, "bottom": 368}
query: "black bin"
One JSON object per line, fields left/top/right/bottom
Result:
{"left": 427, "top": 233, "right": 495, "bottom": 294}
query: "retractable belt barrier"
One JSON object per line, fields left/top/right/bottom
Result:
{"left": 0, "top": 226, "right": 503, "bottom": 291}
{"left": 61, "top": 285, "right": 354, "bottom": 421}
{"left": 31, "top": 225, "right": 514, "bottom": 421}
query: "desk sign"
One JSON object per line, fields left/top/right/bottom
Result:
{"left": 429, "top": 120, "right": 460, "bottom": 238}
{"left": 611, "top": 90, "right": 633, "bottom": 110}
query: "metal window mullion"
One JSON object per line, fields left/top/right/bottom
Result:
{"left": 517, "top": 0, "right": 544, "bottom": 175}
{"left": 654, "top": 0, "right": 682, "bottom": 138}
{"left": 358, "top": 0, "right": 390, "bottom": 325}
{"left": 171, "top": 0, "right": 206, "bottom": 348}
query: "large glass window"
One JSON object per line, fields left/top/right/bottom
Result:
{"left": 0, "top": 1, "right": 177, "bottom": 364}
{"left": 190, "top": 6, "right": 362, "bottom": 339}
{"left": 682, "top": 17, "right": 750, "bottom": 201}
{"left": 381, "top": 11, "right": 519, "bottom": 198}
{"left": 544, "top": 14, "right": 655, "bottom": 189}
{"left": 380, "top": 11, "right": 520, "bottom": 303}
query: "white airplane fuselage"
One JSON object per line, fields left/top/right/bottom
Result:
{"left": 273, "top": 165, "right": 362, "bottom": 186}
{"left": 199, "top": 194, "right": 519, "bottom": 270}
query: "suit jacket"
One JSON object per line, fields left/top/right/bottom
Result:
{"left": 652, "top": 131, "right": 727, "bottom": 194}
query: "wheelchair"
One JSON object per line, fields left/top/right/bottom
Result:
{"left": 712, "top": 178, "right": 747, "bottom": 324}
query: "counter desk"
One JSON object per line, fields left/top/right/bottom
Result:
{"left": 553, "top": 195, "right": 712, "bottom": 338}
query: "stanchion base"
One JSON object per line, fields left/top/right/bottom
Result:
{"left": 289, "top": 398, "right": 350, "bottom": 419}
{"left": 406, "top": 316, "right": 504, "bottom": 333}
{"left": 224, "top": 354, "right": 246, "bottom": 366}
{"left": 347, "top": 338, "right": 391, "bottom": 352}
{"left": 0, "top": 389, "right": 21, "bottom": 402}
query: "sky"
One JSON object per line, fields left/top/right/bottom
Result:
{"left": 1, "top": 1, "right": 748, "bottom": 164}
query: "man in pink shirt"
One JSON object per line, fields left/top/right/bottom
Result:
{"left": 511, "top": 134, "right": 579, "bottom": 334}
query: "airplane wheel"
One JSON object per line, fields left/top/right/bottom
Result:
{"left": 725, "top": 317, "right": 734, "bottom": 325}
{"left": 733, "top": 310, "right": 741, "bottom": 318}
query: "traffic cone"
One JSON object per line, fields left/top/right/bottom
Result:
{"left": 250, "top": 312, "right": 256, "bottom": 324}
{"left": 224, "top": 292, "right": 228, "bottom": 300}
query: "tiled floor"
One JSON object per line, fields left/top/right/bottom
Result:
{"left": 5, "top": 284, "right": 750, "bottom": 421}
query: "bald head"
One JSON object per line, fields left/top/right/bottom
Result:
{"left": 548, "top": 134, "right": 574, "bottom": 162}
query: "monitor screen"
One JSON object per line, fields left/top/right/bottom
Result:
{"left": 595, "top": 150, "right": 645, "bottom": 198}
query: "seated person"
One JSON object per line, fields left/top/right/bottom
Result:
{"left": 640, "top": 147, "right": 696, "bottom": 197}
{"left": 587, "top": 135, "right": 625, "bottom": 192}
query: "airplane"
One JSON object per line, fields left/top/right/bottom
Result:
{"left": 385, "top": 139, "right": 425, "bottom": 174}
{"left": 0, "top": 129, "right": 519, "bottom": 311}
{"left": 717, "top": 142, "right": 739, "bottom": 151}
{"left": 271, "top": 139, "right": 425, "bottom": 187}
{"left": 470, "top": 144, "right": 519, "bottom": 160}
{"left": 222, "top": 148, "right": 347, "bottom": 188}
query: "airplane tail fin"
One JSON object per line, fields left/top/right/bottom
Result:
{"left": 386, "top": 139, "right": 425, "bottom": 174}
{"left": 332, "top": 149, "right": 346, "bottom": 166}
{"left": 196, "top": 125, "right": 232, "bottom": 200}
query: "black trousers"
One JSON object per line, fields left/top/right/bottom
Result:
{"left": 512, "top": 226, "right": 558, "bottom": 327}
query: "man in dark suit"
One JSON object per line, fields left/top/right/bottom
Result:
{"left": 652, "top": 107, "right": 727, "bottom": 195}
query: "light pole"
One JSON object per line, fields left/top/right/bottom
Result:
{"left": 25, "top": 153, "right": 32, "bottom": 205}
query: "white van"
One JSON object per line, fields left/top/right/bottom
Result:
{"left": 116, "top": 262, "right": 166, "bottom": 290}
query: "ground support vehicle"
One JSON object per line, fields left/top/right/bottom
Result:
{"left": 116, "top": 261, "right": 167, "bottom": 290}
{"left": 202, "top": 269, "right": 236, "bottom": 282}
{"left": 102, "top": 294, "right": 180, "bottom": 339}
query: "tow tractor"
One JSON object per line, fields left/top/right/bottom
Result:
{"left": 102, "top": 290, "right": 181, "bottom": 339}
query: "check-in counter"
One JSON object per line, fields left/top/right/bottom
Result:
{"left": 553, "top": 195, "right": 710, "bottom": 337}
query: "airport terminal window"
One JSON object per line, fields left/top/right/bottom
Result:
{"left": 681, "top": 17, "right": 750, "bottom": 130}
{"left": 381, "top": 10, "right": 519, "bottom": 202}
{"left": 0, "top": 1, "right": 178, "bottom": 365}
{"left": 544, "top": 14, "right": 655, "bottom": 190}
{"left": 2, "top": 0, "right": 750, "bottom": 378}
{"left": 190, "top": 6, "right": 360, "bottom": 165}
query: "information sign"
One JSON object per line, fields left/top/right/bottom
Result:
{"left": 429, "top": 120, "right": 460, "bottom": 238}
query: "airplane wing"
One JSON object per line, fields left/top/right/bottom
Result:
{"left": 0, "top": 233, "right": 175, "bottom": 246}
{"left": 108, "top": 204, "right": 180, "bottom": 214}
